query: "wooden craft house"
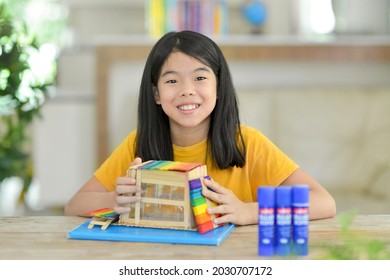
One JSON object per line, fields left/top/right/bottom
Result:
{"left": 119, "top": 160, "right": 221, "bottom": 233}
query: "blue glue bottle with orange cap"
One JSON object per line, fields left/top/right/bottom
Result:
{"left": 275, "top": 186, "right": 292, "bottom": 256}
{"left": 292, "top": 185, "right": 310, "bottom": 256}
{"left": 258, "top": 186, "right": 275, "bottom": 256}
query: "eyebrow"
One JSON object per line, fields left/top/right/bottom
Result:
{"left": 161, "top": 67, "right": 211, "bottom": 77}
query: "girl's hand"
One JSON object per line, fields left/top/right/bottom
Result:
{"left": 113, "top": 157, "right": 142, "bottom": 214}
{"left": 202, "top": 178, "right": 257, "bottom": 226}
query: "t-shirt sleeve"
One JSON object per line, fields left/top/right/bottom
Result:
{"left": 94, "top": 131, "right": 137, "bottom": 192}
{"left": 244, "top": 126, "right": 299, "bottom": 197}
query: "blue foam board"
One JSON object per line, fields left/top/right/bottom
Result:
{"left": 67, "top": 219, "right": 235, "bottom": 246}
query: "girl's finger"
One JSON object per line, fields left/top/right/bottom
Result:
{"left": 203, "top": 188, "right": 224, "bottom": 204}
{"left": 208, "top": 204, "right": 230, "bottom": 215}
{"left": 116, "top": 184, "right": 141, "bottom": 195}
{"left": 114, "top": 206, "right": 130, "bottom": 214}
{"left": 203, "top": 178, "right": 228, "bottom": 194}
{"left": 116, "top": 177, "right": 136, "bottom": 185}
{"left": 116, "top": 195, "right": 141, "bottom": 205}
{"left": 213, "top": 214, "right": 231, "bottom": 225}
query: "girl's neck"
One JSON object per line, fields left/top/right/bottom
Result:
{"left": 170, "top": 121, "right": 210, "bottom": 147}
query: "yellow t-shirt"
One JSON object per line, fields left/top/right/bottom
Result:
{"left": 94, "top": 125, "right": 299, "bottom": 202}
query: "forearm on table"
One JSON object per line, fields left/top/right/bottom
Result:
{"left": 247, "top": 202, "right": 260, "bottom": 225}
{"left": 64, "top": 191, "right": 116, "bottom": 217}
{"left": 309, "top": 189, "right": 337, "bottom": 220}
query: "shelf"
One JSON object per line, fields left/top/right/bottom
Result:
{"left": 92, "top": 34, "right": 390, "bottom": 46}
{"left": 59, "top": 0, "right": 145, "bottom": 8}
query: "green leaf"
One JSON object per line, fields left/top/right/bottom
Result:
{"left": 316, "top": 210, "right": 390, "bottom": 260}
{"left": 338, "top": 208, "right": 359, "bottom": 232}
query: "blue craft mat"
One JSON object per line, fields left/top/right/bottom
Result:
{"left": 67, "top": 220, "right": 235, "bottom": 246}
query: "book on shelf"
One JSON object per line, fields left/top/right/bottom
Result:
{"left": 147, "top": 0, "right": 229, "bottom": 38}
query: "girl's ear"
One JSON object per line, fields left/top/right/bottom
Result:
{"left": 153, "top": 86, "right": 161, "bottom": 104}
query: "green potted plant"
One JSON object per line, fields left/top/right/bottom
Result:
{"left": 0, "top": 1, "right": 57, "bottom": 209}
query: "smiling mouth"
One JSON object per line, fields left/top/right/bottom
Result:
{"left": 177, "top": 104, "right": 200, "bottom": 111}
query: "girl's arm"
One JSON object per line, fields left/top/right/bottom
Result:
{"left": 202, "top": 168, "right": 336, "bottom": 226}
{"left": 65, "top": 158, "right": 143, "bottom": 217}
{"left": 202, "top": 178, "right": 259, "bottom": 226}
{"left": 280, "top": 168, "right": 336, "bottom": 220}
{"left": 64, "top": 176, "right": 116, "bottom": 216}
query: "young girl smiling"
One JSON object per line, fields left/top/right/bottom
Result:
{"left": 65, "top": 31, "right": 336, "bottom": 225}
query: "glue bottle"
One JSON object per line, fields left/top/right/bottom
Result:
{"left": 258, "top": 187, "right": 275, "bottom": 256}
{"left": 292, "top": 185, "right": 309, "bottom": 256}
{"left": 275, "top": 186, "right": 292, "bottom": 256}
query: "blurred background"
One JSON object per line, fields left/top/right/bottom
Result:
{"left": 1, "top": 0, "right": 390, "bottom": 216}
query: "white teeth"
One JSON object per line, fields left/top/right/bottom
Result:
{"left": 178, "top": 104, "right": 199, "bottom": 111}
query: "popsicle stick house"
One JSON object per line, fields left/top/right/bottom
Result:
{"left": 119, "top": 160, "right": 221, "bottom": 234}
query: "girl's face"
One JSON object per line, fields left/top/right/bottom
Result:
{"left": 155, "top": 51, "right": 217, "bottom": 137}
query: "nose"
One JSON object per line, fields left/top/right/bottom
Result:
{"left": 180, "top": 91, "right": 194, "bottom": 97}
{"left": 179, "top": 80, "right": 195, "bottom": 96}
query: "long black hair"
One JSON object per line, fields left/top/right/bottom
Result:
{"left": 135, "top": 30, "right": 246, "bottom": 169}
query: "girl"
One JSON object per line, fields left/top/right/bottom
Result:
{"left": 65, "top": 31, "right": 336, "bottom": 225}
